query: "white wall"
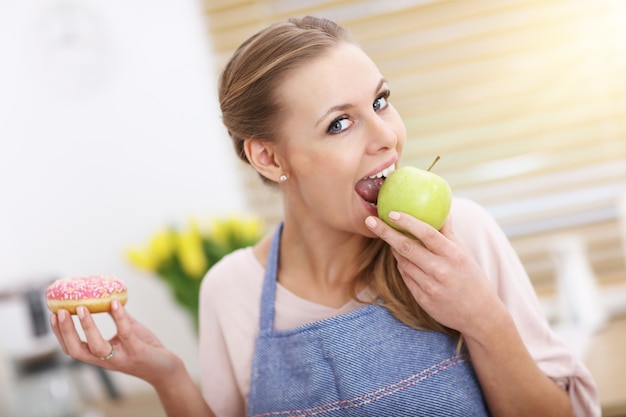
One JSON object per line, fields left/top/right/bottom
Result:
{"left": 0, "top": 0, "right": 246, "bottom": 395}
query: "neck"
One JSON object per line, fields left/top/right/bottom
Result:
{"left": 277, "top": 217, "right": 370, "bottom": 308}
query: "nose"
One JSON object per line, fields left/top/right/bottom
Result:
{"left": 365, "top": 112, "right": 399, "bottom": 154}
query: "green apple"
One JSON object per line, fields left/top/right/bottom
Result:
{"left": 377, "top": 165, "right": 452, "bottom": 231}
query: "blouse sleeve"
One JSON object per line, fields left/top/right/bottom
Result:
{"left": 450, "top": 197, "right": 601, "bottom": 417}
{"left": 198, "top": 252, "right": 250, "bottom": 417}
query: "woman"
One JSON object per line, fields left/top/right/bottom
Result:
{"left": 50, "top": 16, "right": 599, "bottom": 416}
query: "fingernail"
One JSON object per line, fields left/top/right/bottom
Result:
{"left": 58, "top": 309, "right": 67, "bottom": 321}
{"left": 77, "top": 306, "right": 86, "bottom": 319}
{"left": 50, "top": 313, "right": 57, "bottom": 327}
{"left": 365, "top": 216, "right": 376, "bottom": 228}
{"left": 111, "top": 299, "right": 119, "bottom": 311}
{"left": 389, "top": 211, "right": 401, "bottom": 220}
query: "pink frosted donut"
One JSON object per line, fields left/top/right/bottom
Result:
{"left": 46, "top": 275, "right": 128, "bottom": 314}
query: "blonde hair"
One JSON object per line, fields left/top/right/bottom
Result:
{"left": 218, "top": 16, "right": 459, "bottom": 338}
{"left": 219, "top": 16, "right": 353, "bottom": 168}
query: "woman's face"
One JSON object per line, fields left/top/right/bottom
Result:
{"left": 273, "top": 41, "right": 406, "bottom": 236}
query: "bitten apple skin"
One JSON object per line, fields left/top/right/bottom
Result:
{"left": 377, "top": 166, "right": 452, "bottom": 231}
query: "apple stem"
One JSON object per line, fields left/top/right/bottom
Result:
{"left": 427, "top": 155, "right": 441, "bottom": 172}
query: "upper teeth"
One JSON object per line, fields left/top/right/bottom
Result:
{"left": 368, "top": 164, "right": 395, "bottom": 179}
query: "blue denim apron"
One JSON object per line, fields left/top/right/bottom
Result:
{"left": 247, "top": 224, "right": 488, "bottom": 416}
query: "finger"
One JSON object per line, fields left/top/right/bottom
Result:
{"left": 392, "top": 247, "right": 426, "bottom": 277}
{"left": 366, "top": 214, "right": 412, "bottom": 246}
{"left": 49, "top": 313, "right": 69, "bottom": 354}
{"left": 401, "top": 271, "right": 424, "bottom": 302}
{"left": 109, "top": 299, "right": 134, "bottom": 343}
{"left": 366, "top": 214, "right": 428, "bottom": 257}
{"left": 376, "top": 212, "right": 448, "bottom": 253}
{"left": 391, "top": 258, "right": 433, "bottom": 309}
{"left": 56, "top": 308, "right": 93, "bottom": 361}
{"left": 76, "top": 306, "right": 115, "bottom": 360}
{"left": 438, "top": 213, "right": 464, "bottom": 245}
{"left": 392, "top": 247, "right": 436, "bottom": 298}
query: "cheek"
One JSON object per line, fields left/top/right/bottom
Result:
{"left": 390, "top": 110, "right": 407, "bottom": 151}
{"left": 291, "top": 152, "right": 327, "bottom": 173}
{"left": 397, "top": 123, "right": 407, "bottom": 152}
{"left": 297, "top": 151, "right": 356, "bottom": 191}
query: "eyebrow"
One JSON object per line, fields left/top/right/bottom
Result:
{"left": 314, "top": 78, "right": 387, "bottom": 128}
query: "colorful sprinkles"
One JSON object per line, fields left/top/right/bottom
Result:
{"left": 46, "top": 275, "right": 127, "bottom": 301}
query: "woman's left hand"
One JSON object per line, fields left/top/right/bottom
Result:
{"left": 365, "top": 211, "right": 504, "bottom": 338}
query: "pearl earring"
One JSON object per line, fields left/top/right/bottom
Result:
{"left": 279, "top": 174, "right": 288, "bottom": 182}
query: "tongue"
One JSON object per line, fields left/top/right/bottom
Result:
{"left": 355, "top": 177, "right": 384, "bottom": 204}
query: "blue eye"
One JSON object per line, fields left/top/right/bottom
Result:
{"left": 327, "top": 116, "right": 352, "bottom": 134}
{"left": 373, "top": 90, "right": 391, "bottom": 111}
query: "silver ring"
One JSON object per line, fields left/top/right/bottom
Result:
{"left": 100, "top": 344, "right": 115, "bottom": 361}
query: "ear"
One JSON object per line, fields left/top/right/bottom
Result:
{"left": 243, "top": 138, "right": 284, "bottom": 183}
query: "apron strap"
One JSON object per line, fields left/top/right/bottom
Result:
{"left": 258, "top": 222, "right": 283, "bottom": 332}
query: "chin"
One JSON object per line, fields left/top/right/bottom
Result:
{"left": 361, "top": 227, "right": 379, "bottom": 239}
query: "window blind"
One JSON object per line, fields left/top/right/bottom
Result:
{"left": 203, "top": 0, "right": 626, "bottom": 293}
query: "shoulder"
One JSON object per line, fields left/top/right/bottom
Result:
{"left": 450, "top": 196, "right": 494, "bottom": 222}
{"left": 200, "top": 247, "right": 264, "bottom": 307}
{"left": 448, "top": 196, "right": 524, "bottom": 284}
{"left": 449, "top": 196, "right": 504, "bottom": 243}
{"left": 198, "top": 247, "right": 262, "bottom": 415}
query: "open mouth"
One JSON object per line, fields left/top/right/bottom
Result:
{"left": 355, "top": 164, "right": 395, "bottom": 207}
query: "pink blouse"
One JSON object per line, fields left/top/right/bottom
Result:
{"left": 199, "top": 197, "right": 600, "bottom": 417}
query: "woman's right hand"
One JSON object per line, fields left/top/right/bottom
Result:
{"left": 51, "top": 300, "right": 216, "bottom": 416}
{"left": 49, "top": 299, "right": 181, "bottom": 388}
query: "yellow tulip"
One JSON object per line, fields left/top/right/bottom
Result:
{"left": 148, "top": 229, "right": 176, "bottom": 264}
{"left": 125, "top": 228, "right": 175, "bottom": 272}
{"left": 176, "top": 219, "right": 208, "bottom": 279}
{"left": 208, "top": 217, "right": 229, "bottom": 246}
{"left": 209, "top": 215, "right": 265, "bottom": 246}
{"left": 237, "top": 217, "right": 265, "bottom": 242}
{"left": 125, "top": 247, "right": 159, "bottom": 271}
